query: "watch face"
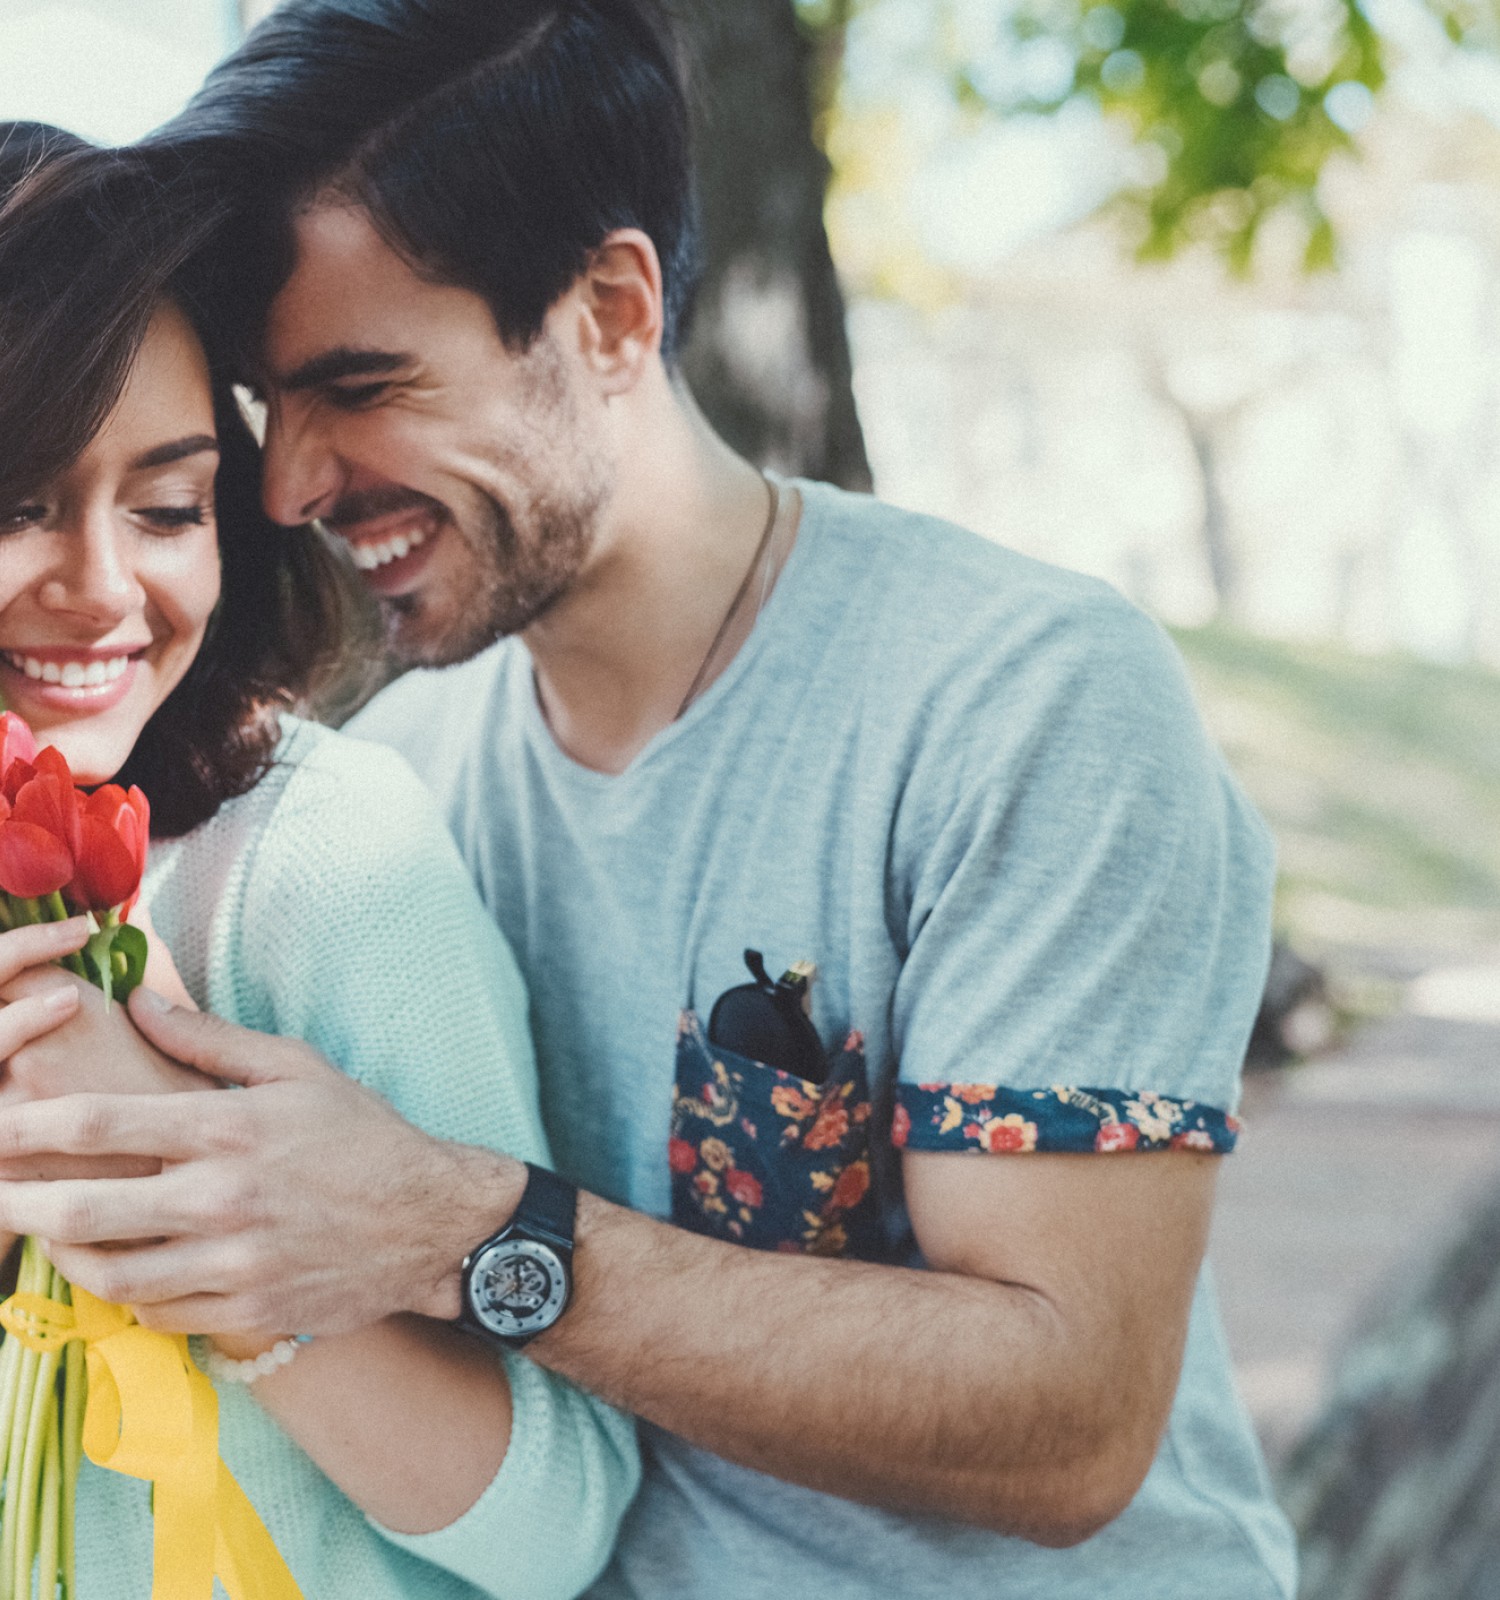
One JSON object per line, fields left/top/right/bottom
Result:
{"left": 467, "top": 1237, "right": 570, "bottom": 1340}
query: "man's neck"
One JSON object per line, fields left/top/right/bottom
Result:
{"left": 524, "top": 380, "right": 795, "bottom": 776}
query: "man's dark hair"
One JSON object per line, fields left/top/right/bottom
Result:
{"left": 0, "top": 127, "right": 362, "bottom": 837}
{"left": 158, "top": 0, "right": 702, "bottom": 364}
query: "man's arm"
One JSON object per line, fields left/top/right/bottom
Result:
{"left": 0, "top": 997, "right": 1214, "bottom": 1546}
{"left": 539, "top": 1147, "right": 1213, "bottom": 1543}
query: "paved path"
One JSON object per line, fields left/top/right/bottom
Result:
{"left": 1210, "top": 962, "right": 1500, "bottom": 1466}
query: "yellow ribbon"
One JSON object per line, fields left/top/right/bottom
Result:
{"left": 0, "top": 1288, "right": 305, "bottom": 1600}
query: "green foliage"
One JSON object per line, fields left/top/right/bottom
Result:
{"left": 1014, "top": 0, "right": 1384, "bottom": 268}
{"left": 795, "top": 0, "right": 1390, "bottom": 271}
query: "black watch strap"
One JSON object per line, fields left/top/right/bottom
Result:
{"left": 518, "top": 1162, "right": 577, "bottom": 1252}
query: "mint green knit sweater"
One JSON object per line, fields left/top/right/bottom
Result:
{"left": 73, "top": 718, "right": 639, "bottom": 1600}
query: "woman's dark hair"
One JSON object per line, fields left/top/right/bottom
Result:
{"left": 152, "top": 0, "right": 702, "bottom": 365}
{"left": 0, "top": 126, "right": 364, "bottom": 838}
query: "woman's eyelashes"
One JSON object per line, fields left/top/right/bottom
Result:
{"left": 0, "top": 505, "right": 47, "bottom": 534}
{"left": 0, "top": 502, "right": 211, "bottom": 536}
{"left": 137, "top": 504, "right": 210, "bottom": 531}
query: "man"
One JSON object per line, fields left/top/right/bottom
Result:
{"left": 0, "top": 1, "right": 1295, "bottom": 1593}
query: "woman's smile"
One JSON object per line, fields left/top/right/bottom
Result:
{"left": 0, "top": 645, "right": 146, "bottom": 716}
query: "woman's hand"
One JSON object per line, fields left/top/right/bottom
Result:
{"left": 0, "top": 969, "right": 214, "bottom": 1104}
{"left": 0, "top": 919, "right": 92, "bottom": 1063}
{"left": 0, "top": 918, "right": 213, "bottom": 1181}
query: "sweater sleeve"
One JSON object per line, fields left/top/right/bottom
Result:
{"left": 236, "top": 726, "right": 639, "bottom": 1600}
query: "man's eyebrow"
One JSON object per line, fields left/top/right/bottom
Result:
{"left": 277, "top": 348, "right": 413, "bottom": 393}
{"left": 129, "top": 435, "right": 221, "bottom": 472}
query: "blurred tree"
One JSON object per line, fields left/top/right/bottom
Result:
{"left": 674, "top": 0, "right": 872, "bottom": 488}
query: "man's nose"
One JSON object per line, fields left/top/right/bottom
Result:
{"left": 38, "top": 513, "right": 144, "bottom": 626}
{"left": 261, "top": 405, "right": 343, "bottom": 527}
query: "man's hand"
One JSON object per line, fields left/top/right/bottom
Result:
{"left": 0, "top": 994, "right": 525, "bottom": 1338}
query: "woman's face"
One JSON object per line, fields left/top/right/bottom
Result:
{"left": 0, "top": 302, "right": 222, "bottom": 784}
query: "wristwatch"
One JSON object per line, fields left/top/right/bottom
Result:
{"left": 458, "top": 1163, "right": 577, "bottom": 1348}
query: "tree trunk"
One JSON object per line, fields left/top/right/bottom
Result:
{"left": 675, "top": 0, "right": 872, "bottom": 490}
{"left": 1281, "top": 1176, "right": 1500, "bottom": 1599}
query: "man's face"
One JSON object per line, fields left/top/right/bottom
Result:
{"left": 260, "top": 201, "right": 611, "bottom": 665}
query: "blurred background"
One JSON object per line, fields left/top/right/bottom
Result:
{"left": 7, "top": 0, "right": 1500, "bottom": 1591}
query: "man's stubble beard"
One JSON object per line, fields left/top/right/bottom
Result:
{"left": 383, "top": 475, "right": 606, "bottom": 669}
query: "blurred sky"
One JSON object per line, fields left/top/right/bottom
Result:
{"left": 0, "top": 1, "right": 234, "bottom": 145}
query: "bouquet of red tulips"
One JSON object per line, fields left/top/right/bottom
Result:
{"left": 0, "top": 710, "right": 149, "bottom": 1600}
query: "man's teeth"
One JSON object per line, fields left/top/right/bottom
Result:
{"left": 2, "top": 654, "right": 130, "bottom": 689}
{"left": 346, "top": 525, "right": 431, "bottom": 572}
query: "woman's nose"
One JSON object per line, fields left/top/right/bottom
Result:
{"left": 261, "top": 405, "right": 343, "bottom": 527}
{"left": 37, "top": 514, "right": 145, "bottom": 625}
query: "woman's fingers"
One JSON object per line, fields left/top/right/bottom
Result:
{"left": 127, "top": 992, "right": 322, "bottom": 1086}
{"left": 0, "top": 985, "right": 78, "bottom": 1061}
{"left": 0, "top": 919, "right": 89, "bottom": 989}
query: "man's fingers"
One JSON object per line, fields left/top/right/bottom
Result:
{"left": 127, "top": 992, "right": 314, "bottom": 1087}
{"left": 0, "top": 1091, "right": 240, "bottom": 1164}
{"left": 43, "top": 1238, "right": 245, "bottom": 1312}
{"left": 0, "top": 920, "right": 89, "bottom": 989}
{"left": 0, "top": 1169, "right": 212, "bottom": 1244}
{"left": 0, "top": 986, "right": 78, "bottom": 1058}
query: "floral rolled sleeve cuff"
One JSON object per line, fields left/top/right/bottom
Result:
{"left": 892, "top": 1084, "right": 1241, "bottom": 1155}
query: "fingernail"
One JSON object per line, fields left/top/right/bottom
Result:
{"left": 41, "top": 989, "right": 77, "bottom": 1016}
{"left": 133, "top": 988, "right": 169, "bottom": 1013}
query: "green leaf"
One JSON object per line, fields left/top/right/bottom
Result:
{"left": 109, "top": 926, "right": 148, "bottom": 1004}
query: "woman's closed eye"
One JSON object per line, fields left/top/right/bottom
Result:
{"left": 0, "top": 505, "right": 47, "bottom": 535}
{"left": 136, "top": 504, "right": 210, "bottom": 532}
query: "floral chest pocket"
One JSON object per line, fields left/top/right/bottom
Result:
{"left": 669, "top": 1009, "right": 882, "bottom": 1259}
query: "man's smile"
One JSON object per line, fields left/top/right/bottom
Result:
{"left": 340, "top": 519, "right": 434, "bottom": 572}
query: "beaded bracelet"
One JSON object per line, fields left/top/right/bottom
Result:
{"left": 202, "top": 1335, "right": 314, "bottom": 1387}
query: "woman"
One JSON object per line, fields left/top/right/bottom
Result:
{"left": 0, "top": 126, "right": 637, "bottom": 1599}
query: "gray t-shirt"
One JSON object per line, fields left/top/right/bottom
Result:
{"left": 351, "top": 480, "right": 1296, "bottom": 1599}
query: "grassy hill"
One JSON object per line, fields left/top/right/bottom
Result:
{"left": 1172, "top": 627, "right": 1500, "bottom": 961}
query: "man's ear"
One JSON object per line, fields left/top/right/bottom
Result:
{"left": 575, "top": 229, "right": 664, "bottom": 393}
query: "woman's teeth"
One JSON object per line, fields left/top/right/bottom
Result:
{"left": 2, "top": 653, "right": 131, "bottom": 689}
{"left": 347, "top": 524, "right": 430, "bottom": 571}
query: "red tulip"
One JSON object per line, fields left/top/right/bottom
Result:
{"left": 0, "top": 744, "right": 82, "bottom": 901}
{"left": 67, "top": 784, "right": 149, "bottom": 913}
{"left": 0, "top": 713, "right": 37, "bottom": 797}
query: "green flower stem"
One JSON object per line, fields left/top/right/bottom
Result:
{"left": 36, "top": 1387, "right": 59, "bottom": 1600}
{"left": 0, "top": 898, "right": 16, "bottom": 933}
{"left": 0, "top": 1326, "right": 21, "bottom": 1487}
{"left": 42, "top": 894, "right": 87, "bottom": 980}
{"left": 0, "top": 1242, "right": 47, "bottom": 1600}
{"left": 13, "top": 1346, "right": 58, "bottom": 1600}
{"left": 59, "top": 1337, "right": 82, "bottom": 1600}
{"left": 0, "top": 1351, "right": 31, "bottom": 1600}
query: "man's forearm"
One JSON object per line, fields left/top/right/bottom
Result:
{"left": 516, "top": 1191, "right": 1164, "bottom": 1544}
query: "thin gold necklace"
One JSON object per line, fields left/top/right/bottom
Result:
{"left": 674, "top": 475, "right": 780, "bottom": 721}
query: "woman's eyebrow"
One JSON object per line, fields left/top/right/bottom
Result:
{"left": 278, "top": 347, "right": 412, "bottom": 392}
{"left": 129, "top": 435, "right": 221, "bottom": 471}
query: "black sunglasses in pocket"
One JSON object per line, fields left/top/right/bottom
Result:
{"left": 707, "top": 950, "right": 827, "bottom": 1083}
